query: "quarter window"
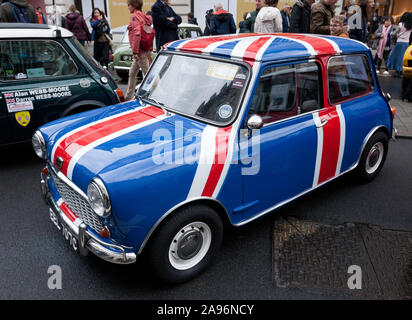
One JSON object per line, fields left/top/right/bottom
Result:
{"left": 248, "top": 62, "right": 322, "bottom": 124}
{"left": 0, "top": 40, "right": 77, "bottom": 81}
{"left": 328, "top": 55, "right": 374, "bottom": 105}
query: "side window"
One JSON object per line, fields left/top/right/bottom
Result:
{"left": 248, "top": 62, "right": 322, "bottom": 124}
{"left": 0, "top": 40, "right": 77, "bottom": 81}
{"left": 328, "top": 55, "right": 374, "bottom": 105}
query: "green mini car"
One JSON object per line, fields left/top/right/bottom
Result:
{"left": 112, "top": 23, "right": 202, "bottom": 80}
{"left": 0, "top": 23, "right": 124, "bottom": 148}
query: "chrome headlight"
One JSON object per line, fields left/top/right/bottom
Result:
{"left": 87, "top": 177, "right": 111, "bottom": 218}
{"left": 32, "top": 130, "right": 46, "bottom": 159}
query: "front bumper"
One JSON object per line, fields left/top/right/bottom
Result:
{"left": 41, "top": 169, "right": 137, "bottom": 265}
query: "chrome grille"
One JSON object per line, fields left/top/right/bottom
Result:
{"left": 50, "top": 169, "right": 104, "bottom": 233}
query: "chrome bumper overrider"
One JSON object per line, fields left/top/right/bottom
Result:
{"left": 41, "top": 170, "right": 136, "bottom": 265}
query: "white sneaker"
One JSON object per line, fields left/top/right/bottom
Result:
{"left": 376, "top": 70, "right": 380, "bottom": 74}
{"left": 383, "top": 71, "right": 389, "bottom": 75}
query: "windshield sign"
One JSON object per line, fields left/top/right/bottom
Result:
{"left": 138, "top": 53, "right": 249, "bottom": 125}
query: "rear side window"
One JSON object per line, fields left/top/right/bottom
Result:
{"left": 0, "top": 40, "right": 77, "bottom": 81}
{"left": 248, "top": 61, "right": 323, "bottom": 125}
{"left": 328, "top": 55, "right": 374, "bottom": 105}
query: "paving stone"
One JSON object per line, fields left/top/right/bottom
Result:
{"left": 272, "top": 217, "right": 412, "bottom": 299}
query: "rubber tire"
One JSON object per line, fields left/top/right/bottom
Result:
{"left": 145, "top": 204, "right": 223, "bottom": 284}
{"left": 355, "top": 131, "right": 388, "bottom": 183}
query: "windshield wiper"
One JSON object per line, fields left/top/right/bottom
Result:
{"left": 140, "top": 96, "right": 169, "bottom": 116}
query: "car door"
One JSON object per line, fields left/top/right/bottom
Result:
{"left": 0, "top": 38, "right": 81, "bottom": 144}
{"left": 327, "top": 54, "right": 384, "bottom": 174}
{"left": 0, "top": 94, "right": 11, "bottom": 146}
{"left": 240, "top": 60, "right": 332, "bottom": 219}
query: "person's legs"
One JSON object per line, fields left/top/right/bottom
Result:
{"left": 125, "top": 58, "right": 140, "bottom": 101}
{"left": 375, "top": 55, "right": 382, "bottom": 72}
{"left": 137, "top": 51, "right": 150, "bottom": 76}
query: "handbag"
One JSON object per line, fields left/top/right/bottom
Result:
{"left": 104, "top": 33, "right": 113, "bottom": 47}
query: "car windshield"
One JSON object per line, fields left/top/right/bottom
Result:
{"left": 138, "top": 53, "right": 249, "bottom": 125}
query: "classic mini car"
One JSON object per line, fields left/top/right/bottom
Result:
{"left": 35, "top": 34, "right": 395, "bottom": 283}
{"left": 112, "top": 23, "right": 202, "bottom": 80}
{"left": 0, "top": 23, "right": 124, "bottom": 148}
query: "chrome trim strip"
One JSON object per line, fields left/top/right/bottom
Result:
{"left": 138, "top": 197, "right": 230, "bottom": 255}
{"left": 48, "top": 163, "right": 89, "bottom": 201}
{"left": 114, "top": 66, "right": 131, "bottom": 71}
{"left": 44, "top": 174, "right": 136, "bottom": 264}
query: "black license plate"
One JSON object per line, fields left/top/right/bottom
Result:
{"left": 50, "top": 209, "right": 79, "bottom": 253}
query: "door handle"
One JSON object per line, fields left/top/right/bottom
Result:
{"left": 316, "top": 118, "right": 328, "bottom": 128}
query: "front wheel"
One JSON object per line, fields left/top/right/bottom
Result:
{"left": 355, "top": 131, "right": 388, "bottom": 183}
{"left": 145, "top": 205, "right": 223, "bottom": 284}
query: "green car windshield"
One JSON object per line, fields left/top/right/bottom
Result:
{"left": 138, "top": 53, "right": 249, "bottom": 125}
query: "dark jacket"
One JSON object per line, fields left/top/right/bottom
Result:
{"left": 311, "top": 0, "right": 335, "bottom": 35}
{"left": 281, "top": 10, "right": 290, "bottom": 32}
{"left": 210, "top": 10, "right": 236, "bottom": 35}
{"left": 349, "top": 15, "right": 368, "bottom": 43}
{"left": 242, "top": 9, "right": 259, "bottom": 33}
{"left": 65, "top": 12, "right": 91, "bottom": 41}
{"left": 204, "top": 11, "right": 214, "bottom": 35}
{"left": 0, "top": 0, "right": 38, "bottom": 23}
{"left": 90, "top": 17, "right": 111, "bottom": 42}
{"left": 152, "top": 0, "right": 182, "bottom": 51}
{"left": 290, "top": 0, "right": 311, "bottom": 33}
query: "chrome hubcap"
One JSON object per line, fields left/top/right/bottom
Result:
{"left": 366, "top": 142, "right": 384, "bottom": 174}
{"left": 169, "top": 222, "right": 212, "bottom": 270}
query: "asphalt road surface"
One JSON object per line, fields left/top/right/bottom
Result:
{"left": 0, "top": 134, "right": 411, "bottom": 299}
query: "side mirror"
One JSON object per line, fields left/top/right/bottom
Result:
{"left": 247, "top": 114, "right": 264, "bottom": 130}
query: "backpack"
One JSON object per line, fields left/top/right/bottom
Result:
{"left": 137, "top": 14, "right": 155, "bottom": 51}
{"left": 8, "top": 2, "right": 30, "bottom": 23}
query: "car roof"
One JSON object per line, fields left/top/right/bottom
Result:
{"left": 0, "top": 23, "right": 73, "bottom": 38}
{"left": 178, "top": 23, "right": 201, "bottom": 29}
{"left": 164, "top": 33, "right": 370, "bottom": 63}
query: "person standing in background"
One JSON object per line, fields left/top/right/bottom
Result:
{"left": 348, "top": 0, "right": 374, "bottom": 44}
{"left": 0, "top": 0, "right": 38, "bottom": 23}
{"left": 243, "top": 0, "right": 265, "bottom": 33}
{"left": 254, "top": 0, "right": 282, "bottom": 33}
{"left": 329, "top": 15, "right": 349, "bottom": 37}
{"left": 239, "top": 12, "right": 249, "bottom": 33}
{"left": 210, "top": 3, "right": 236, "bottom": 35}
{"left": 280, "top": 4, "right": 291, "bottom": 32}
{"left": 36, "top": 6, "right": 46, "bottom": 24}
{"left": 188, "top": 12, "right": 197, "bottom": 25}
{"left": 152, "top": 0, "right": 182, "bottom": 52}
{"left": 65, "top": 5, "right": 91, "bottom": 46}
{"left": 204, "top": 9, "right": 214, "bottom": 35}
{"left": 386, "top": 12, "right": 412, "bottom": 77}
{"left": 372, "top": 16, "right": 396, "bottom": 75}
{"left": 289, "top": 0, "right": 314, "bottom": 33}
{"left": 90, "top": 8, "right": 112, "bottom": 68}
{"left": 311, "top": 0, "right": 337, "bottom": 35}
{"left": 125, "top": 0, "right": 153, "bottom": 101}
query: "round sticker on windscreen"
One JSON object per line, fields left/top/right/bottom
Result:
{"left": 218, "top": 105, "right": 233, "bottom": 119}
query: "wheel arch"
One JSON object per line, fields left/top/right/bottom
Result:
{"left": 60, "top": 100, "right": 107, "bottom": 118}
{"left": 138, "top": 197, "right": 232, "bottom": 255}
{"left": 356, "top": 125, "right": 389, "bottom": 168}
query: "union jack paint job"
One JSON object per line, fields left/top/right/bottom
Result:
{"left": 39, "top": 34, "right": 393, "bottom": 257}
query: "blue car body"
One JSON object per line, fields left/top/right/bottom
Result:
{"left": 38, "top": 34, "right": 393, "bottom": 267}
